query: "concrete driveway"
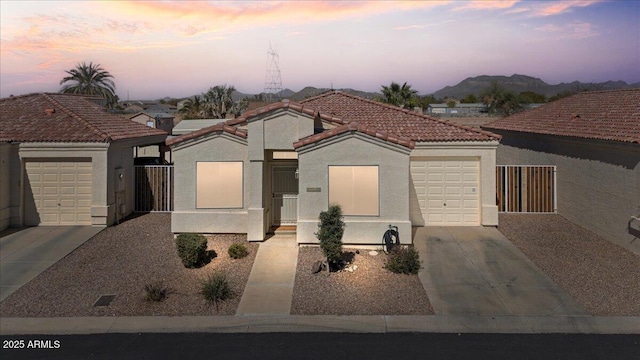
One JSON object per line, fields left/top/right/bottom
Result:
{"left": 0, "top": 226, "right": 103, "bottom": 301}
{"left": 414, "top": 226, "right": 587, "bottom": 316}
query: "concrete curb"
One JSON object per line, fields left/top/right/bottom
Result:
{"left": 1, "top": 315, "right": 638, "bottom": 335}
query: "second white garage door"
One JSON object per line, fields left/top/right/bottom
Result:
{"left": 410, "top": 158, "right": 480, "bottom": 226}
{"left": 25, "top": 161, "right": 92, "bottom": 225}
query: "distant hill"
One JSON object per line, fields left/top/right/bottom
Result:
{"left": 432, "top": 74, "right": 638, "bottom": 99}
{"left": 157, "top": 74, "right": 638, "bottom": 105}
{"left": 289, "top": 87, "right": 380, "bottom": 101}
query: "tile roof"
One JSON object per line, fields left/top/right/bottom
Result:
{"left": 0, "top": 93, "right": 167, "bottom": 143}
{"left": 482, "top": 89, "right": 640, "bottom": 144}
{"left": 293, "top": 122, "right": 415, "bottom": 150}
{"left": 300, "top": 90, "right": 499, "bottom": 142}
{"left": 225, "top": 100, "right": 346, "bottom": 127}
{"left": 166, "top": 123, "right": 247, "bottom": 146}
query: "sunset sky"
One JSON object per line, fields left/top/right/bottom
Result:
{"left": 1, "top": 0, "right": 638, "bottom": 100}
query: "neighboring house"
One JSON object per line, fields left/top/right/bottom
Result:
{"left": 129, "top": 112, "right": 174, "bottom": 160}
{"left": 167, "top": 90, "right": 500, "bottom": 244}
{"left": 427, "top": 103, "right": 488, "bottom": 117}
{"left": 483, "top": 89, "right": 640, "bottom": 255}
{"left": 0, "top": 93, "right": 167, "bottom": 230}
{"left": 171, "top": 119, "right": 226, "bottom": 136}
{"left": 129, "top": 112, "right": 174, "bottom": 134}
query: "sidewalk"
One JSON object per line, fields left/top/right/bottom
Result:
{"left": 1, "top": 315, "right": 638, "bottom": 335}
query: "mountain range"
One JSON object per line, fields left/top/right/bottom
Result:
{"left": 168, "top": 74, "right": 639, "bottom": 103}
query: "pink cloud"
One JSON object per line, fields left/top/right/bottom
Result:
{"left": 535, "top": 0, "right": 601, "bottom": 16}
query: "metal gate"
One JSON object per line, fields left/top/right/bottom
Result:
{"left": 135, "top": 165, "right": 173, "bottom": 212}
{"left": 496, "top": 165, "right": 556, "bottom": 213}
{"left": 272, "top": 166, "right": 298, "bottom": 225}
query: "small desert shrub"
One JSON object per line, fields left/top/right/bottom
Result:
{"left": 228, "top": 243, "right": 249, "bottom": 259}
{"left": 144, "top": 281, "right": 170, "bottom": 302}
{"left": 384, "top": 246, "right": 422, "bottom": 274}
{"left": 316, "top": 204, "right": 345, "bottom": 268}
{"left": 176, "top": 233, "right": 208, "bottom": 268}
{"left": 201, "top": 271, "right": 233, "bottom": 310}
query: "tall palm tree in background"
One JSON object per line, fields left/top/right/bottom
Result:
{"left": 380, "top": 82, "right": 418, "bottom": 108}
{"left": 59, "top": 62, "right": 118, "bottom": 108}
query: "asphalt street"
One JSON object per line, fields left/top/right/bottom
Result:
{"left": 1, "top": 333, "right": 638, "bottom": 360}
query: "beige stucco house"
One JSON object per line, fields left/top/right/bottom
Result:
{"left": 0, "top": 93, "right": 167, "bottom": 230}
{"left": 167, "top": 91, "right": 501, "bottom": 245}
{"left": 483, "top": 89, "right": 640, "bottom": 255}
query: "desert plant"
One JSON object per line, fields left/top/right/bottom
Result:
{"left": 316, "top": 204, "right": 345, "bottom": 269}
{"left": 200, "top": 271, "right": 233, "bottom": 310}
{"left": 384, "top": 246, "right": 422, "bottom": 274}
{"left": 228, "top": 243, "right": 249, "bottom": 259}
{"left": 175, "top": 233, "right": 208, "bottom": 268}
{"left": 144, "top": 281, "right": 171, "bottom": 302}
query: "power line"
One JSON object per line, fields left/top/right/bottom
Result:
{"left": 264, "top": 43, "right": 283, "bottom": 103}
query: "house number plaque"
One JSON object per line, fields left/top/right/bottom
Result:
{"left": 306, "top": 187, "right": 321, "bottom": 192}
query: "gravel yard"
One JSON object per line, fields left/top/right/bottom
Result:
{"left": 0, "top": 213, "right": 257, "bottom": 317}
{"left": 291, "top": 247, "right": 434, "bottom": 315}
{"left": 498, "top": 214, "right": 640, "bottom": 316}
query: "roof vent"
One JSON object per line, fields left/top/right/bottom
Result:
{"left": 45, "top": 108, "right": 55, "bottom": 116}
{"left": 571, "top": 113, "right": 580, "bottom": 120}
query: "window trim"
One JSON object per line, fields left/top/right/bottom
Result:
{"left": 196, "top": 161, "right": 244, "bottom": 209}
{"left": 328, "top": 165, "right": 380, "bottom": 217}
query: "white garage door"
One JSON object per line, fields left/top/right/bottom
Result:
{"left": 410, "top": 158, "right": 480, "bottom": 226}
{"left": 25, "top": 161, "right": 92, "bottom": 225}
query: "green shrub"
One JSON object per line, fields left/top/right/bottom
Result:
{"left": 175, "top": 233, "right": 208, "bottom": 268}
{"left": 144, "top": 281, "right": 171, "bottom": 302}
{"left": 384, "top": 246, "right": 422, "bottom": 274}
{"left": 316, "top": 204, "right": 345, "bottom": 267}
{"left": 200, "top": 271, "right": 233, "bottom": 310}
{"left": 228, "top": 243, "right": 249, "bottom": 259}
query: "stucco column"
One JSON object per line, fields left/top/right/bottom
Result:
{"left": 248, "top": 159, "right": 266, "bottom": 241}
{"left": 481, "top": 150, "right": 499, "bottom": 226}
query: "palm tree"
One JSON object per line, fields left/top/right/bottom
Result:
{"left": 202, "top": 85, "right": 247, "bottom": 119}
{"left": 480, "top": 81, "right": 523, "bottom": 116}
{"left": 179, "top": 95, "right": 204, "bottom": 119}
{"left": 380, "top": 82, "right": 418, "bottom": 108}
{"left": 60, "top": 62, "right": 118, "bottom": 108}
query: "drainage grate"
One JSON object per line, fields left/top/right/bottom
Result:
{"left": 93, "top": 295, "right": 116, "bottom": 307}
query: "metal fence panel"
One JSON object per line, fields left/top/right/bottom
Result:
{"left": 496, "top": 165, "right": 556, "bottom": 213}
{"left": 134, "top": 165, "right": 173, "bottom": 212}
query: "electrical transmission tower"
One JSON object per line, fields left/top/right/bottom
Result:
{"left": 264, "top": 43, "right": 283, "bottom": 103}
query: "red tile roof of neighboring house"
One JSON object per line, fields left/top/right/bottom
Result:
{"left": 482, "top": 89, "right": 640, "bottom": 144}
{"left": 0, "top": 93, "right": 167, "bottom": 143}
{"left": 300, "top": 90, "right": 499, "bottom": 142}
{"left": 293, "top": 122, "right": 415, "bottom": 150}
{"left": 166, "top": 123, "right": 247, "bottom": 146}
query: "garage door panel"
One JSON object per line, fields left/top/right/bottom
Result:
{"left": 25, "top": 160, "right": 92, "bottom": 226}
{"left": 410, "top": 158, "right": 480, "bottom": 226}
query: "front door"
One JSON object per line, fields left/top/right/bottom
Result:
{"left": 271, "top": 166, "right": 298, "bottom": 226}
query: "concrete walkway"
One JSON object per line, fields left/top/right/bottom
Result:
{"left": 0, "top": 226, "right": 103, "bottom": 301}
{"left": 236, "top": 234, "right": 298, "bottom": 315}
{"left": 415, "top": 227, "right": 586, "bottom": 316}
